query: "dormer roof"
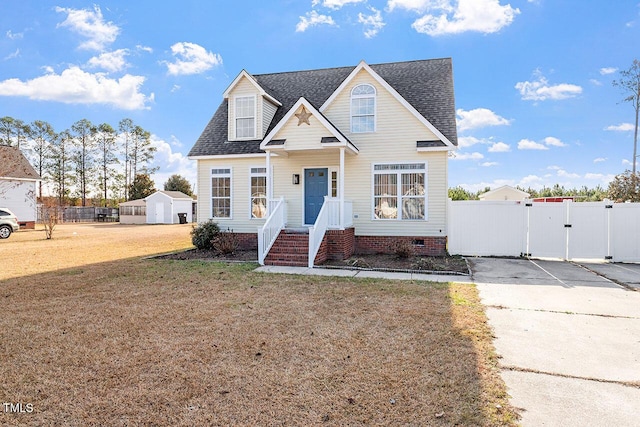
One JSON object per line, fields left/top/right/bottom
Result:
{"left": 222, "top": 70, "right": 282, "bottom": 107}
{"left": 189, "top": 58, "right": 457, "bottom": 158}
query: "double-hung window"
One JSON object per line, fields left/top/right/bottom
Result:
{"left": 351, "top": 84, "right": 376, "bottom": 133}
{"left": 235, "top": 96, "right": 255, "bottom": 139}
{"left": 373, "top": 163, "right": 426, "bottom": 220}
{"left": 211, "top": 168, "right": 231, "bottom": 218}
{"left": 250, "top": 167, "right": 267, "bottom": 219}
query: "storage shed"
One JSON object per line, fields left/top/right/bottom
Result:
{"left": 144, "top": 191, "right": 193, "bottom": 224}
{"left": 0, "top": 146, "right": 40, "bottom": 229}
{"left": 479, "top": 185, "right": 530, "bottom": 201}
{"left": 118, "top": 199, "right": 146, "bottom": 224}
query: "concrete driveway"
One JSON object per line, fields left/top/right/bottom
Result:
{"left": 468, "top": 258, "right": 640, "bottom": 427}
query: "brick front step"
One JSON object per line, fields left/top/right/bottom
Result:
{"left": 264, "top": 230, "right": 311, "bottom": 266}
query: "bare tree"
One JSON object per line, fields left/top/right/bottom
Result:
{"left": 118, "top": 118, "right": 134, "bottom": 200}
{"left": 0, "top": 116, "right": 29, "bottom": 148}
{"left": 130, "top": 125, "right": 158, "bottom": 177}
{"left": 71, "top": 119, "right": 97, "bottom": 206}
{"left": 27, "top": 120, "right": 56, "bottom": 198}
{"left": 96, "top": 123, "right": 119, "bottom": 206}
{"left": 50, "top": 130, "right": 73, "bottom": 205}
{"left": 613, "top": 59, "right": 640, "bottom": 174}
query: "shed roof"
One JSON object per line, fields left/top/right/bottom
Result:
{"left": 0, "top": 145, "right": 40, "bottom": 180}
{"left": 189, "top": 58, "right": 457, "bottom": 157}
{"left": 146, "top": 190, "right": 193, "bottom": 201}
{"left": 119, "top": 198, "right": 146, "bottom": 207}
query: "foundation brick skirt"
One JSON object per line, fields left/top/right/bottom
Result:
{"left": 355, "top": 235, "right": 447, "bottom": 257}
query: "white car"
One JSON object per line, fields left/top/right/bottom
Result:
{"left": 0, "top": 208, "right": 20, "bottom": 239}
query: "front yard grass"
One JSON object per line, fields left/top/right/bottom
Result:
{"left": 0, "top": 224, "right": 518, "bottom": 425}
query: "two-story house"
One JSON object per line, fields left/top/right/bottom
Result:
{"left": 188, "top": 58, "right": 458, "bottom": 266}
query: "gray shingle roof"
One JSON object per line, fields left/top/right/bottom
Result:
{"left": 0, "top": 145, "right": 41, "bottom": 180}
{"left": 189, "top": 58, "right": 457, "bottom": 157}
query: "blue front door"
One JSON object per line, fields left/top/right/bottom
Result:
{"left": 304, "top": 168, "right": 328, "bottom": 225}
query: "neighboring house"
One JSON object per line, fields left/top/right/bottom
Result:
{"left": 188, "top": 58, "right": 458, "bottom": 266}
{"left": 0, "top": 145, "right": 40, "bottom": 229}
{"left": 145, "top": 191, "right": 194, "bottom": 224}
{"left": 479, "top": 185, "right": 530, "bottom": 201}
{"left": 118, "top": 198, "right": 146, "bottom": 224}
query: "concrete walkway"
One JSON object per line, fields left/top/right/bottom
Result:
{"left": 470, "top": 258, "right": 640, "bottom": 427}
{"left": 254, "top": 264, "right": 472, "bottom": 283}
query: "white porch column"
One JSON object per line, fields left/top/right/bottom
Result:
{"left": 339, "top": 147, "right": 345, "bottom": 229}
{"left": 266, "top": 150, "right": 272, "bottom": 204}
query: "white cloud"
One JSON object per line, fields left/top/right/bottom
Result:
{"left": 593, "top": 157, "right": 607, "bottom": 163}
{"left": 518, "top": 139, "right": 548, "bottom": 150}
{"left": 458, "top": 136, "right": 482, "bottom": 148}
{"left": 488, "top": 142, "right": 511, "bottom": 152}
{"left": 452, "top": 151, "right": 484, "bottom": 160}
{"left": 4, "top": 49, "right": 20, "bottom": 60}
{"left": 137, "top": 45, "right": 153, "bottom": 53}
{"left": 6, "top": 30, "right": 24, "bottom": 40}
{"left": 387, "top": 0, "right": 451, "bottom": 13}
{"left": 600, "top": 67, "right": 617, "bottom": 75}
{"left": 480, "top": 161, "right": 498, "bottom": 167}
{"left": 317, "top": 0, "right": 366, "bottom": 9}
{"left": 87, "top": 49, "right": 129, "bottom": 73}
{"left": 544, "top": 136, "right": 566, "bottom": 147}
{"left": 515, "top": 72, "right": 582, "bottom": 101}
{"left": 149, "top": 135, "right": 197, "bottom": 192}
{"left": 55, "top": 5, "right": 119, "bottom": 51}
{"left": 456, "top": 107, "right": 511, "bottom": 132}
{"left": 0, "top": 66, "right": 152, "bottom": 110}
{"left": 359, "top": 7, "right": 385, "bottom": 38}
{"left": 556, "top": 169, "right": 580, "bottom": 179}
{"left": 589, "top": 79, "right": 602, "bottom": 86}
{"left": 606, "top": 123, "right": 635, "bottom": 132}
{"left": 411, "top": 0, "right": 520, "bottom": 36}
{"left": 165, "top": 42, "right": 222, "bottom": 76}
{"left": 296, "top": 11, "right": 337, "bottom": 32}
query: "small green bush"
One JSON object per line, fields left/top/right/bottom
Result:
{"left": 191, "top": 220, "right": 220, "bottom": 250}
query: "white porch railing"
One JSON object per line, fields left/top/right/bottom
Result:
{"left": 325, "top": 198, "right": 353, "bottom": 228}
{"left": 308, "top": 196, "right": 330, "bottom": 268}
{"left": 258, "top": 197, "right": 286, "bottom": 265}
{"left": 309, "top": 198, "right": 354, "bottom": 268}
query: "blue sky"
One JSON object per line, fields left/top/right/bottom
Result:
{"left": 1, "top": 0, "right": 639, "bottom": 193}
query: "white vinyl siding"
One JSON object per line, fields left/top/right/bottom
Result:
{"left": 322, "top": 68, "right": 447, "bottom": 236}
{"left": 262, "top": 99, "right": 278, "bottom": 138}
{"left": 250, "top": 167, "right": 267, "bottom": 219}
{"left": 235, "top": 96, "right": 256, "bottom": 139}
{"left": 211, "top": 168, "right": 232, "bottom": 218}
{"left": 351, "top": 84, "right": 376, "bottom": 133}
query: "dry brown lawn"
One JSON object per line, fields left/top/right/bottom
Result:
{"left": 0, "top": 224, "right": 518, "bottom": 426}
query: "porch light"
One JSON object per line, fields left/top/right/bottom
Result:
{"left": 292, "top": 174, "right": 300, "bottom": 185}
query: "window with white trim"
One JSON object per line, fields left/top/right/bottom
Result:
{"left": 351, "top": 84, "right": 376, "bottom": 133}
{"left": 235, "top": 96, "right": 255, "bottom": 139}
{"left": 250, "top": 167, "right": 267, "bottom": 219}
{"left": 373, "top": 163, "right": 426, "bottom": 220}
{"left": 211, "top": 168, "right": 231, "bottom": 218}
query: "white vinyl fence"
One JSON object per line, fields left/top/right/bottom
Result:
{"left": 448, "top": 200, "right": 640, "bottom": 262}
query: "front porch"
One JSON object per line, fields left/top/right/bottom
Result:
{"left": 258, "top": 196, "right": 355, "bottom": 267}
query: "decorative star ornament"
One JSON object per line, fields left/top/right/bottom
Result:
{"left": 295, "top": 106, "right": 312, "bottom": 126}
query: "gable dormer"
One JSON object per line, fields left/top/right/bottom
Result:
{"left": 223, "top": 70, "right": 281, "bottom": 141}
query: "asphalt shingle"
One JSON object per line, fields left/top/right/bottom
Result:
{"left": 188, "top": 58, "right": 457, "bottom": 157}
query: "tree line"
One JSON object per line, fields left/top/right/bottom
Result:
{"left": 449, "top": 175, "right": 640, "bottom": 203}
{"left": 1, "top": 116, "right": 157, "bottom": 206}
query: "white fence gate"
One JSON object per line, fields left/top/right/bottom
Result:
{"left": 448, "top": 200, "right": 640, "bottom": 262}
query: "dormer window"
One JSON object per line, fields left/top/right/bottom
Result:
{"left": 351, "top": 84, "right": 376, "bottom": 133}
{"left": 235, "top": 96, "right": 256, "bottom": 139}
